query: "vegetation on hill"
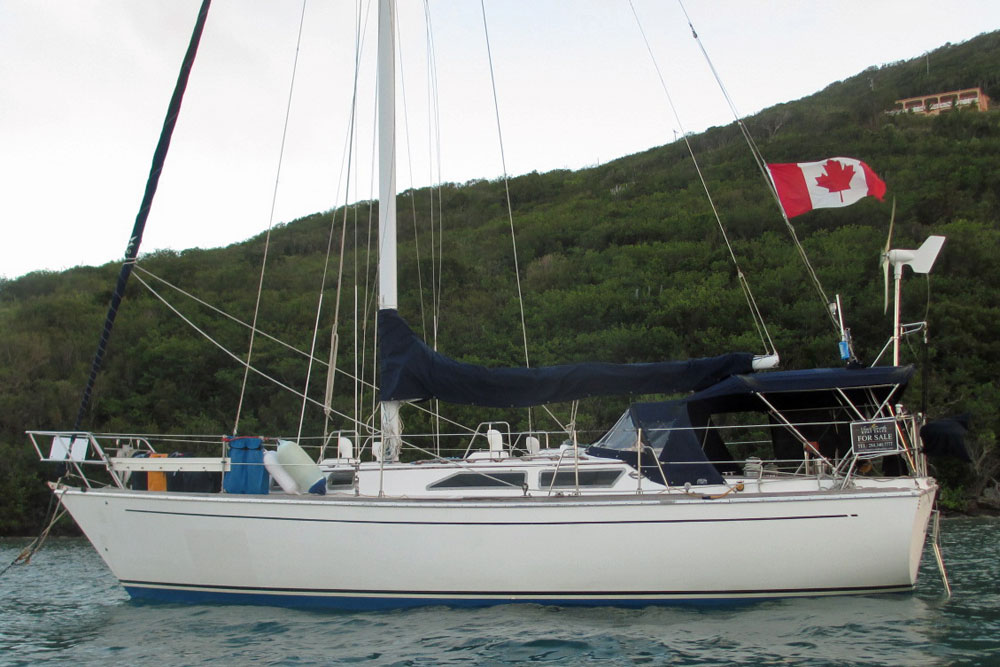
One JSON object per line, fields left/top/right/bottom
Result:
{"left": 3, "top": 31, "right": 1000, "bottom": 534}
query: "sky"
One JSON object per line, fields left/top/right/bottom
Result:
{"left": 2, "top": 0, "right": 999, "bottom": 280}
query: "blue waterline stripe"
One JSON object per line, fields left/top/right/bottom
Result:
{"left": 123, "top": 508, "right": 857, "bottom": 526}
{"left": 122, "top": 580, "right": 911, "bottom": 596}
{"left": 122, "top": 582, "right": 914, "bottom": 610}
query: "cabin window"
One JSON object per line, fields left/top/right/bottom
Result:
{"left": 428, "top": 472, "right": 525, "bottom": 489}
{"left": 539, "top": 469, "right": 623, "bottom": 488}
{"left": 327, "top": 470, "right": 355, "bottom": 488}
{"left": 592, "top": 411, "right": 642, "bottom": 451}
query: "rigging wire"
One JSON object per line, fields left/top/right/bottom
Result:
{"left": 478, "top": 0, "right": 531, "bottom": 372}
{"left": 233, "top": 0, "right": 309, "bottom": 436}
{"left": 350, "top": 0, "right": 376, "bottom": 451}
{"left": 423, "top": 0, "right": 445, "bottom": 453}
{"left": 297, "top": 238, "right": 338, "bottom": 444}
{"left": 674, "top": 0, "right": 840, "bottom": 336}
{"left": 323, "top": 0, "right": 370, "bottom": 448}
{"left": 135, "top": 266, "right": 339, "bottom": 368}
{"left": 364, "top": 104, "right": 380, "bottom": 443}
{"left": 133, "top": 272, "right": 362, "bottom": 427}
{"left": 627, "top": 0, "right": 776, "bottom": 356}
{"left": 133, "top": 267, "right": 477, "bottom": 434}
{"left": 919, "top": 273, "right": 934, "bottom": 413}
{"left": 423, "top": 2, "right": 445, "bottom": 344}
{"left": 479, "top": 0, "right": 535, "bottom": 436}
{"left": 397, "top": 25, "right": 429, "bottom": 338}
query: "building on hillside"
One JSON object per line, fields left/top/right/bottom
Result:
{"left": 888, "top": 87, "right": 991, "bottom": 115}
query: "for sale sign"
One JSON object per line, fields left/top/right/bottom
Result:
{"left": 850, "top": 418, "right": 898, "bottom": 455}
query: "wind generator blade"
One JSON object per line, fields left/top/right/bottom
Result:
{"left": 884, "top": 197, "right": 896, "bottom": 255}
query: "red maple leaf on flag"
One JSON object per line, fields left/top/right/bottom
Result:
{"left": 814, "top": 159, "right": 856, "bottom": 201}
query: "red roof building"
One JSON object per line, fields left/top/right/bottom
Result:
{"left": 889, "top": 87, "right": 991, "bottom": 115}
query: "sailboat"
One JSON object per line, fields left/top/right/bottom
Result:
{"left": 29, "top": 1, "right": 947, "bottom": 609}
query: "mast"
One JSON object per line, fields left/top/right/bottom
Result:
{"left": 377, "top": 0, "right": 402, "bottom": 461}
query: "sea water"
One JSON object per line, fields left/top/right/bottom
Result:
{"left": 0, "top": 518, "right": 997, "bottom": 666}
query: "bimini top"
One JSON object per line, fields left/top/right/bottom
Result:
{"left": 692, "top": 365, "right": 914, "bottom": 398}
{"left": 377, "top": 309, "right": 755, "bottom": 408}
{"left": 686, "top": 364, "right": 915, "bottom": 412}
{"left": 588, "top": 364, "right": 915, "bottom": 486}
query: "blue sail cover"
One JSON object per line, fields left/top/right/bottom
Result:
{"left": 377, "top": 309, "right": 755, "bottom": 407}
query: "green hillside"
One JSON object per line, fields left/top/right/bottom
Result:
{"left": 3, "top": 31, "right": 999, "bottom": 533}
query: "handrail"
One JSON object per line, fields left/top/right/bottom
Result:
{"left": 109, "top": 457, "right": 230, "bottom": 473}
{"left": 27, "top": 431, "right": 127, "bottom": 489}
{"left": 30, "top": 414, "right": 926, "bottom": 499}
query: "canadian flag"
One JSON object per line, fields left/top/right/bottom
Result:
{"left": 767, "top": 157, "right": 887, "bottom": 218}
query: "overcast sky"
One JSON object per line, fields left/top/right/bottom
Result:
{"left": 2, "top": 0, "right": 998, "bottom": 280}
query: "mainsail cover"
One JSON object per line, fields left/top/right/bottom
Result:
{"left": 378, "top": 309, "right": 755, "bottom": 407}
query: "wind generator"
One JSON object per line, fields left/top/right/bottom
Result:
{"left": 880, "top": 215, "right": 946, "bottom": 365}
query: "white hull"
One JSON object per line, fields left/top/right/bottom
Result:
{"left": 56, "top": 478, "right": 936, "bottom": 609}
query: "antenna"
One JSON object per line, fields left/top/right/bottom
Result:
{"left": 883, "top": 234, "right": 946, "bottom": 365}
